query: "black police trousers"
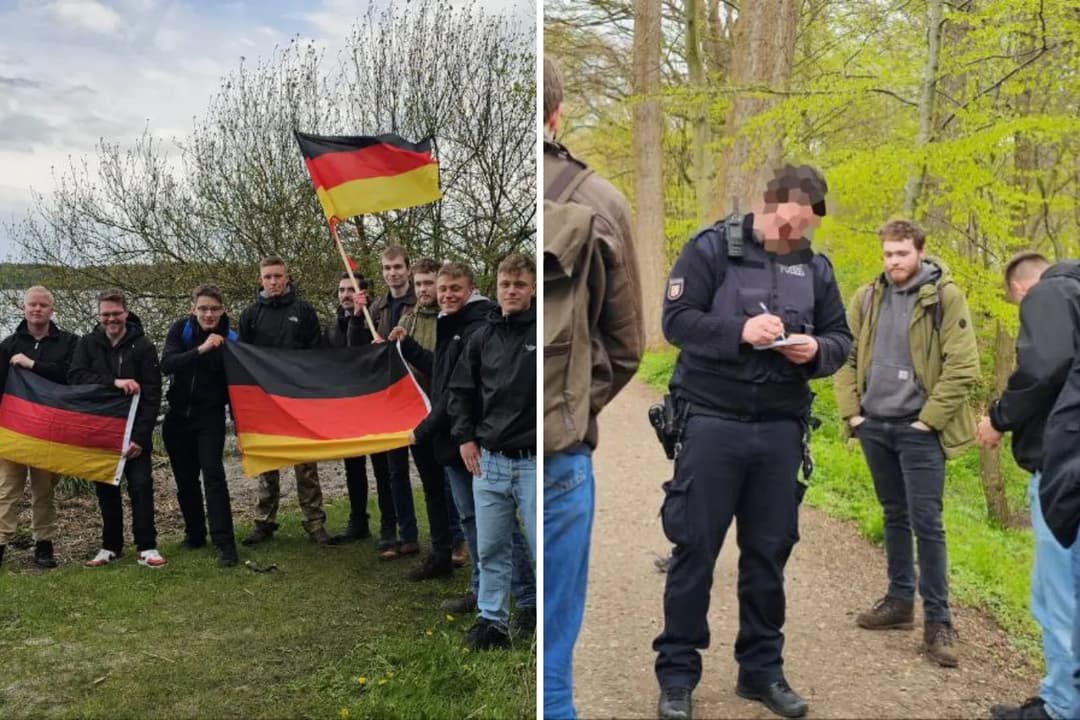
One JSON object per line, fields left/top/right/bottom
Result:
{"left": 654, "top": 414, "right": 803, "bottom": 690}
{"left": 162, "top": 412, "right": 235, "bottom": 551}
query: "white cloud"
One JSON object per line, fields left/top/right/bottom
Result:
{"left": 49, "top": 0, "right": 121, "bottom": 35}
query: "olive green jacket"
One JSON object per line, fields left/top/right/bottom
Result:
{"left": 833, "top": 258, "right": 979, "bottom": 458}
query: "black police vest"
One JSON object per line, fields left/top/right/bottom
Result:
{"left": 672, "top": 224, "right": 821, "bottom": 418}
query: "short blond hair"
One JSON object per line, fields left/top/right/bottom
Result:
{"left": 23, "top": 286, "right": 54, "bottom": 305}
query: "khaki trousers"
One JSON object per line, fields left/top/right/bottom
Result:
{"left": 0, "top": 458, "right": 59, "bottom": 544}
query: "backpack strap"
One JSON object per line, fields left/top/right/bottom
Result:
{"left": 545, "top": 162, "right": 592, "bottom": 203}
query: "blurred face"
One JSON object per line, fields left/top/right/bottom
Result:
{"left": 413, "top": 272, "right": 437, "bottom": 307}
{"left": 98, "top": 300, "right": 128, "bottom": 340}
{"left": 260, "top": 263, "right": 288, "bottom": 297}
{"left": 382, "top": 254, "right": 409, "bottom": 293}
{"left": 497, "top": 270, "right": 534, "bottom": 315}
{"left": 337, "top": 279, "right": 355, "bottom": 313}
{"left": 882, "top": 238, "right": 923, "bottom": 286}
{"left": 437, "top": 273, "right": 473, "bottom": 315}
{"left": 191, "top": 295, "right": 225, "bottom": 331}
{"left": 22, "top": 291, "right": 53, "bottom": 326}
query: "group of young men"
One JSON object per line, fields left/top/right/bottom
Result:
{"left": 544, "top": 53, "right": 1080, "bottom": 720}
{"left": 0, "top": 246, "right": 538, "bottom": 650}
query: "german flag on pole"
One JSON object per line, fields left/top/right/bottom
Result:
{"left": 0, "top": 368, "right": 137, "bottom": 485}
{"left": 225, "top": 341, "right": 430, "bottom": 476}
{"left": 295, "top": 131, "right": 442, "bottom": 220}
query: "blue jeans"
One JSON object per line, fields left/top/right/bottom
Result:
{"left": 371, "top": 447, "right": 417, "bottom": 544}
{"left": 1030, "top": 474, "right": 1078, "bottom": 719}
{"left": 1070, "top": 522, "right": 1080, "bottom": 720}
{"left": 446, "top": 464, "right": 535, "bottom": 607}
{"left": 544, "top": 450, "right": 594, "bottom": 720}
{"left": 447, "top": 479, "right": 465, "bottom": 545}
{"left": 474, "top": 450, "right": 537, "bottom": 629}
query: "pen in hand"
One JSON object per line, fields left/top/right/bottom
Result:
{"left": 759, "top": 302, "right": 786, "bottom": 342}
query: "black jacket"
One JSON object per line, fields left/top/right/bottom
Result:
{"left": 1040, "top": 353, "right": 1080, "bottom": 547}
{"left": 400, "top": 295, "right": 497, "bottom": 467}
{"left": 0, "top": 319, "right": 79, "bottom": 390}
{"left": 448, "top": 304, "right": 536, "bottom": 454}
{"left": 324, "top": 305, "right": 374, "bottom": 348}
{"left": 160, "top": 314, "right": 236, "bottom": 418}
{"left": 663, "top": 216, "right": 853, "bottom": 418}
{"left": 68, "top": 313, "right": 162, "bottom": 449}
{"left": 238, "top": 285, "right": 322, "bottom": 349}
{"left": 990, "top": 261, "right": 1080, "bottom": 472}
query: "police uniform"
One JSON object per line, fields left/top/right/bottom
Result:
{"left": 653, "top": 214, "right": 853, "bottom": 694}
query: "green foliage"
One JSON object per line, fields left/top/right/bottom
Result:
{"left": 639, "top": 352, "right": 1039, "bottom": 659}
{"left": 0, "top": 495, "right": 534, "bottom": 718}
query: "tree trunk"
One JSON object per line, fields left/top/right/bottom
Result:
{"left": 711, "top": 1, "right": 800, "bottom": 218}
{"left": 687, "top": 0, "right": 713, "bottom": 224}
{"left": 632, "top": 0, "right": 665, "bottom": 349}
{"left": 979, "top": 321, "right": 1016, "bottom": 525}
{"left": 903, "top": 0, "right": 943, "bottom": 215}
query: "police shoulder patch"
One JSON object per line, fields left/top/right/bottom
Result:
{"left": 667, "top": 278, "right": 684, "bottom": 300}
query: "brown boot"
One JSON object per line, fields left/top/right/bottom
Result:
{"left": 855, "top": 596, "right": 915, "bottom": 630}
{"left": 923, "top": 621, "right": 959, "bottom": 667}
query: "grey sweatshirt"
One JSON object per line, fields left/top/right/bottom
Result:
{"left": 861, "top": 261, "right": 940, "bottom": 420}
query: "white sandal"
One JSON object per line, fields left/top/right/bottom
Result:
{"left": 84, "top": 549, "right": 118, "bottom": 567}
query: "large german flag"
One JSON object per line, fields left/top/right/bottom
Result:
{"left": 0, "top": 368, "right": 137, "bottom": 485}
{"left": 295, "top": 131, "right": 442, "bottom": 220}
{"left": 225, "top": 341, "right": 430, "bottom": 476}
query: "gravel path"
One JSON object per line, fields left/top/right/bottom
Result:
{"left": 574, "top": 379, "right": 1040, "bottom": 719}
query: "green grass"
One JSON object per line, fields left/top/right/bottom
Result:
{"left": 639, "top": 350, "right": 1040, "bottom": 660}
{"left": 0, "top": 494, "right": 535, "bottom": 719}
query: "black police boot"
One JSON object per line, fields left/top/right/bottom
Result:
{"left": 990, "top": 697, "right": 1052, "bottom": 720}
{"left": 33, "top": 540, "right": 57, "bottom": 569}
{"left": 657, "top": 687, "right": 692, "bottom": 720}
{"left": 181, "top": 535, "right": 207, "bottom": 550}
{"left": 0, "top": 544, "right": 6, "bottom": 567}
{"left": 735, "top": 679, "right": 808, "bottom": 718}
{"left": 441, "top": 592, "right": 477, "bottom": 613}
{"left": 241, "top": 521, "right": 278, "bottom": 546}
{"left": 328, "top": 518, "right": 371, "bottom": 545}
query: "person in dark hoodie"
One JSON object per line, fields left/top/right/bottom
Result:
{"left": 70, "top": 289, "right": 165, "bottom": 568}
{"left": 323, "top": 271, "right": 379, "bottom": 544}
{"left": 160, "top": 284, "right": 240, "bottom": 567}
{"left": 447, "top": 253, "right": 537, "bottom": 650}
{"left": 0, "top": 286, "right": 78, "bottom": 569}
{"left": 835, "top": 219, "right": 979, "bottom": 669}
{"left": 237, "top": 256, "right": 330, "bottom": 546}
{"left": 391, "top": 262, "right": 536, "bottom": 617}
{"left": 976, "top": 252, "right": 1080, "bottom": 720}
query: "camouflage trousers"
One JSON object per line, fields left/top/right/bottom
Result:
{"left": 254, "top": 463, "right": 326, "bottom": 534}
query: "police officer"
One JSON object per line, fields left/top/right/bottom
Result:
{"left": 654, "top": 165, "right": 853, "bottom": 720}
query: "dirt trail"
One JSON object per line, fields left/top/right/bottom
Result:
{"left": 574, "top": 380, "right": 1039, "bottom": 719}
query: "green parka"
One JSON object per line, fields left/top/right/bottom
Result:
{"left": 833, "top": 258, "right": 979, "bottom": 458}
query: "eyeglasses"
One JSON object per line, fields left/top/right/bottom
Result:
{"left": 99, "top": 311, "right": 125, "bottom": 319}
{"left": 195, "top": 305, "right": 224, "bottom": 314}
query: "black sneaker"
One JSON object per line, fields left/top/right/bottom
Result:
{"left": 0, "top": 543, "right": 6, "bottom": 567}
{"left": 440, "top": 592, "right": 477, "bottom": 613}
{"left": 240, "top": 522, "right": 277, "bottom": 547}
{"left": 512, "top": 607, "right": 536, "bottom": 638}
{"left": 464, "top": 618, "right": 510, "bottom": 650}
{"left": 990, "top": 697, "right": 1052, "bottom": 720}
{"left": 328, "top": 519, "right": 371, "bottom": 545}
{"left": 181, "top": 536, "right": 207, "bottom": 550}
{"left": 658, "top": 687, "right": 692, "bottom": 720}
{"left": 217, "top": 545, "right": 240, "bottom": 568}
{"left": 407, "top": 553, "right": 454, "bottom": 581}
{"left": 33, "top": 540, "right": 57, "bottom": 569}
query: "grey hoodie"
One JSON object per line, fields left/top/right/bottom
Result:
{"left": 861, "top": 260, "right": 941, "bottom": 419}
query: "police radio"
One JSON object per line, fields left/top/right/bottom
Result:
{"left": 725, "top": 195, "right": 744, "bottom": 259}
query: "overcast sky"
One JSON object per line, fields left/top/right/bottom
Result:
{"left": 0, "top": 0, "right": 535, "bottom": 259}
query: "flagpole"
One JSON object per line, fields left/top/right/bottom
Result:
{"left": 330, "top": 218, "right": 379, "bottom": 340}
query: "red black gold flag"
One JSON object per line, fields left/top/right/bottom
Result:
{"left": 225, "top": 341, "right": 430, "bottom": 476}
{"left": 0, "top": 368, "right": 137, "bottom": 485}
{"left": 294, "top": 131, "right": 442, "bottom": 220}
